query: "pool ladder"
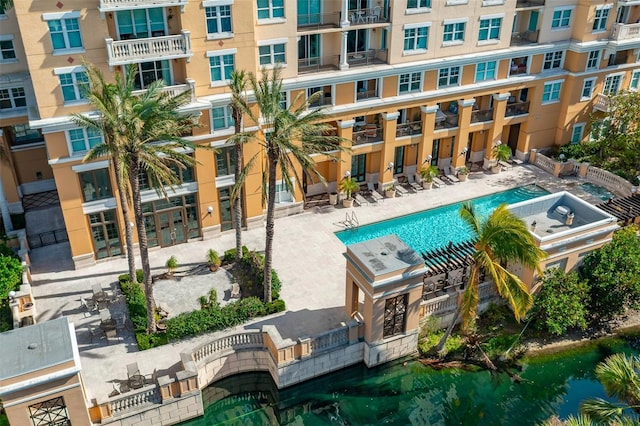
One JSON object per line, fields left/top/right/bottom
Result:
{"left": 345, "top": 211, "right": 359, "bottom": 230}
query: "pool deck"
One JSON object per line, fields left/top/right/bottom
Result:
{"left": 27, "top": 164, "right": 606, "bottom": 403}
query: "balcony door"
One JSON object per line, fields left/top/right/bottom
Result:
{"left": 347, "top": 29, "right": 368, "bottom": 53}
{"left": 298, "top": 34, "right": 320, "bottom": 66}
{"left": 116, "top": 8, "right": 166, "bottom": 40}
{"left": 297, "top": 0, "right": 321, "bottom": 25}
{"left": 131, "top": 60, "right": 172, "bottom": 90}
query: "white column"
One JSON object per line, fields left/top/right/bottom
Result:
{"left": 339, "top": 31, "right": 349, "bottom": 70}
{"left": 341, "top": 0, "right": 350, "bottom": 27}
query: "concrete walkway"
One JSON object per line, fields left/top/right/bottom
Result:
{"left": 27, "top": 164, "right": 606, "bottom": 404}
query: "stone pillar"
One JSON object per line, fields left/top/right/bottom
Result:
{"left": 158, "top": 375, "right": 174, "bottom": 402}
{"left": 378, "top": 112, "right": 399, "bottom": 189}
{"left": 336, "top": 120, "right": 355, "bottom": 188}
{"left": 340, "top": 0, "right": 349, "bottom": 27}
{"left": 578, "top": 162, "right": 590, "bottom": 178}
{"left": 418, "top": 105, "right": 438, "bottom": 167}
{"left": 483, "top": 93, "right": 510, "bottom": 169}
{"left": 339, "top": 32, "right": 349, "bottom": 70}
{"left": 452, "top": 99, "right": 475, "bottom": 169}
{"left": 176, "top": 370, "right": 199, "bottom": 396}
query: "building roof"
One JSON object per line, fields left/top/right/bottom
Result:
{"left": 508, "top": 191, "right": 618, "bottom": 243}
{"left": 0, "top": 317, "right": 75, "bottom": 381}
{"left": 347, "top": 234, "right": 424, "bottom": 279}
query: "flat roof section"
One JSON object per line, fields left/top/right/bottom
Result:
{"left": 0, "top": 317, "right": 75, "bottom": 381}
{"left": 508, "top": 191, "right": 618, "bottom": 243}
{"left": 347, "top": 234, "right": 424, "bottom": 280}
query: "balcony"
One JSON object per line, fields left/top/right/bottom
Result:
{"left": 510, "top": 30, "right": 539, "bottom": 46}
{"left": 505, "top": 101, "right": 530, "bottom": 117}
{"left": 610, "top": 23, "right": 640, "bottom": 42}
{"left": 396, "top": 122, "right": 422, "bottom": 138}
{"left": 352, "top": 124, "right": 382, "bottom": 145}
{"left": 98, "top": 0, "right": 187, "bottom": 13}
{"left": 297, "top": 12, "right": 340, "bottom": 30}
{"left": 356, "top": 89, "right": 379, "bottom": 101}
{"left": 308, "top": 95, "right": 332, "bottom": 109}
{"left": 515, "top": 0, "right": 544, "bottom": 8}
{"left": 105, "top": 31, "right": 192, "bottom": 66}
{"left": 470, "top": 109, "right": 494, "bottom": 123}
{"left": 132, "top": 80, "right": 195, "bottom": 102}
{"left": 593, "top": 93, "right": 610, "bottom": 113}
{"left": 347, "top": 49, "right": 386, "bottom": 68}
{"left": 435, "top": 110, "right": 458, "bottom": 130}
{"left": 348, "top": 7, "right": 389, "bottom": 25}
{"left": 298, "top": 56, "right": 339, "bottom": 75}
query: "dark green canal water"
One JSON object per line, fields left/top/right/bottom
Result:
{"left": 180, "top": 341, "right": 637, "bottom": 425}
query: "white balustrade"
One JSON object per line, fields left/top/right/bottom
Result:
{"left": 192, "top": 330, "right": 264, "bottom": 363}
{"left": 610, "top": 23, "right": 640, "bottom": 41}
{"left": 106, "top": 31, "right": 192, "bottom": 66}
{"left": 593, "top": 93, "right": 610, "bottom": 112}
{"left": 309, "top": 326, "right": 349, "bottom": 353}
{"left": 109, "top": 385, "right": 160, "bottom": 416}
{"left": 586, "top": 166, "right": 634, "bottom": 196}
{"left": 533, "top": 152, "right": 556, "bottom": 175}
{"left": 99, "top": 0, "right": 187, "bottom": 12}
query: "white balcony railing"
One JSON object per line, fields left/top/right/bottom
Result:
{"left": 593, "top": 93, "right": 610, "bottom": 113}
{"left": 98, "top": 0, "right": 187, "bottom": 13}
{"left": 610, "top": 23, "right": 640, "bottom": 42}
{"left": 105, "top": 31, "right": 192, "bottom": 66}
{"left": 132, "top": 79, "right": 196, "bottom": 103}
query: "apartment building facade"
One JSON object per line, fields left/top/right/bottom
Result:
{"left": 0, "top": 0, "right": 638, "bottom": 268}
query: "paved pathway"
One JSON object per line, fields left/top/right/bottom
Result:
{"left": 27, "top": 164, "right": 606, "bottom": 403}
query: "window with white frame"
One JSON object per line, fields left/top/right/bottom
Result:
{"left": 274, "top": 180, "right": 293, "bottom": 203}
{"left": 592, "top": 6, "right": 610, "bottom": 32}
{"left": 403, "top": 25, "right": 429, "bottom": 52}
{"left": 581, "top": 77, "right": 596, "bottom": 100}
{"left": 570, "top": 123, "right": 585, "bottom": 144}
{"left": 551, "top": 7, "right": 572, "bottom": 29}
{"left": 443, "top": 21, "right": 465, "bottom": 43}
{"left": 115, "top": 8, "right": 164, "bottom": 39}
{"left": 258, "top": 42, "right": 286, "bottom": 65}
{"left": 475, "top": 61, "right": 496, "bottom": 82}
{"left": 45, "top": 12, "right": 83, "bottom": 52}
{"left": 399, "top": 72, "right": 421, "bottom": 94}
{"left": 586, "top": 50, "right": 600, "bottom": 71}
{"left": 68, "top": 128, "right": 102, "bottom": 155}
{"left": 438, "top": 66, "right": 460, "bottom": 88}
{"left": 207, "top": 50, "right": 235, "bottom": 84}
{"left": 478, "top": 16, "right": 501, "bottom": 41}
{"left": 257, "top": 0, "right": 284, "bottom": 20}
{"left": 132, "top": 60, "right": 171, "bottom": 90}
{"left": 0, "top": 87, "right": 26, "bottom": 110}
{"left": 0, "top": 36, "right": 16, "bottom": 62}
{"left": 603, "top": 74, "right": 622, "bottom": 95}
{"left": 543, "top": 50, "right": 564, "bottom": 70}
{"left": 542, "top": 80, "right": 563, "bottom": 104}
{"left": 407, "top": 0, "right": 431, "bottom": 9}
{"left": 56, "top": 67, "right": 89, "bottom": 103}
{"left": 205, "top": 5, "right": 232, "bottom": 38}
{"left": 211, "top": 105, "right": 234, "bottom": 130}
{"left": 630, "top": 71, "right": 640, "bottom": 91}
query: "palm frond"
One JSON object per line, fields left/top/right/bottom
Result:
{"left": 580, "top": 398, "right": 628, "bottom": 423}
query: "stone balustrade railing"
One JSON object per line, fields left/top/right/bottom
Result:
{"left": 98, "top": 0, "right": 187, "bottom": 12}
{"left": 192, "top": 330, "right": 264, "bottom": 363}
{"left": 585, "top": 166, "right": 634, "bottom": 196}
{"left": 309, "top": 326, "right": 349, "bottom": 353}
{"left": 107, "top": 385, "right": 161, "bottom": 417}
{"left": 610, "top": 22, "right": 640, "bottom": 41}
{"left": 105, "top": 31, "right": 192, "bottom": 66}
{"left": 530, "top": 150, "right": 557, "bottom": 175}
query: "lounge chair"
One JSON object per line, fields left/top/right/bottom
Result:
{"left": 432, "top": 176, "right": 445, "bottom": 188}
{"left": 406, "top": 174, "right": 423, "bottom": 191}
{"left": 498, "top": 160, "right": 512, "bottom": 170}
{"left": 443, "top": 167, "right": 460, "bottom": 184}
{"left": 510, "top": 156, "right": 524, "bottom": 165}
{"left": 394, "top": 180, "right": 410, "bottom": 196}
{"left": 354, "top": 193, "right": 369, "bottom": 206}
{"left": 366, "top": 182, "right": 384, "bottom": 202}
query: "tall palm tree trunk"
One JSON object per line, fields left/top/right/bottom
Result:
{"left": 112, "top": 159, "right": 137, "bottom": 282}
{"left": 263, "top": 154, "right": 277, "bottom": 303}
{"left": 233, "top": 135, "right": 243, "bottom": 262}
{"left": 129, "top": 160, "right": 156, "bottom": 334}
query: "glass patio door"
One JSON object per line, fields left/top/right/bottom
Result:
{"left": 347, "top": 29, "right": 368, "bottom": 53}
{"left": 298, "top": 34, "right": 320, "bottom": 66}
{"left": 297, "top": 0, "right": 321, "bottom": 25}
{"left": 158, "top": 210, "right": 186, "bottom": 247}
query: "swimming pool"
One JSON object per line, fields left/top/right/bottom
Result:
{"left": 335, "top": 185, "right": 549, "bottom": 254}
{"left": 579, "top": 182, "right": 615, "bottom": 201}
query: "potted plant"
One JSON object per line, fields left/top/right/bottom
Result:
{"left": 419, "top": 165, "right": 439, "bottom": 190}
{"left": 206, "top": 249, "right": 221, "bottom": 272}
{"left": 457, "top": 166, "right": 469, "bottom": 182}
{"left": 491, "top": 143, "right": 511, "bottom": 173}
{"left": 339, "top": 177, "right": 360, "bottom": 208}
{"left": 384, "top": 183, "right": 396, "bottom": 198}
{"left": 165, "top": 255, "right": 178, "bottom": 276}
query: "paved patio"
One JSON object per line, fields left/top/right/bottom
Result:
{"left": 27, "top": 164, "right": 606, "bottom": 404}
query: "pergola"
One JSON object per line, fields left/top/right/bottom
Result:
{"left": 421, "top": 240, "right": 475, "bottom": 278}
{"left": 596, "top": 194, "right": 640, "bottom": 225}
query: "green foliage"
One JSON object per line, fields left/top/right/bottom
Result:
{"left": 166, "top": 297, "right": 273, "bottom": 340}
{"left": 120, "top": 280, "right": 148, "bottom": 331}
{"left": 492, "top": 143, "right": 512, "bottom": 162}
{"left": 580, "top": 226, "right": 640, "bottom": 322}
{"left": 207, "top": 249, "right": 221, "bottom": 268}
{"left": 419, "top": 165, "right": 439, "bottom": 182}
{"left": 118, "top": 269, "right": 143, "bottom": 284}
{"left": 419, "top": 330, "right": 465, "bottom": 355}
{"left": 532, "top": 268, "right": 589, "bottom": 336}
{"left": 265, "top": 299, "right": 286, "bottom": 314}
{"left": 165, "top": 255, "right": 178, "bottom": 274}
{"left": 0, "top": 255, "right": 22, "bottom": 303}
{"left": 0, "top": 411, "right": 8, "bottom": 426}
{"left": 223, "top": 245, "right": 249, "bottom": 263}
{"left": 481, "top": 334, "right": 520, "bottom": 359}
{"left": 338, "top": 177, "right": 360, "bottom": 200}
{"left": 0, "top": 239, "right": 14, "bottom": 258}
{"left": 135, "top": 332, "right": 168, "bottom": 351}
{"left": 558, "top": 141, "right": 599, "bottom": 163}
{"left": 236, "top": 250, "right": 282, "bottom": 300}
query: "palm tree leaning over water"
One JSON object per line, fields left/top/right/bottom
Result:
{"left": 76, "top": 64, "right": 200, "bottom": 333}
{"left": 436, "top": 203, "right": 546, "bottom": 353}
{"left": 228, "top": 70, "right": 248, "bottom": 262}
{"left": 236, "top": 67, "right": 347, "bottom": 303}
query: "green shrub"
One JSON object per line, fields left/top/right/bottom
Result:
{"left": 165, "top": 256, "right": 178, "bottom": 274}
{"left": 418, "top": 330, "right": 464, "bottom": 355}
{"left": 136, "top": 332, "right": 168, "bottom": 351}
{"left": 118, "top": 269, "right": 144, "bottom": 284}
{"left": 265, "top": 299, "right": 286, "bottom": 314}
{"left": 120, "top": 280, "right": 147, "bottom": 330}
{"left": 223, "top": 245, "right": 249, "bottom": 263}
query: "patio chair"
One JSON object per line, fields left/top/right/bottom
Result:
{"left": 366, "top": 182, "right": 384, "bottom": 203}
{"left": 89, "top": 326, "right": 105, "bottom": 343}
{"left": 394, "top": 180, "right": 410, "bottom": 196}
{"left": 432, "top": 176, "right": 445, "bottom": 188}
{"left": 354, "top": 193, "right": 369, "bottom": 206}
{"left": 80, "top": 297, "right": 98, "bottom": 317}
{"left": 364, "top": 124, "right": 377, "bottom": 138}
{"left": 230, "top": 282, "right": 241, "bottom": 299}
{"left": 443, "top": 167, "right": 460, "bottom": 184}
{"left": 406, "top": 174, "right": 423, "bottom": 192}
{"left": 368, "top": 6, "right": 381, "bottom": 22}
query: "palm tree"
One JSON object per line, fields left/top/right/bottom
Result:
{"left": 0, "top": 0, "right": 13, "bottom": 13}
{"left": 237, "top": 67, "right": 346, "bottom": 303}
{"left": 436, "top": 203, "right": 546, "bottom": 353}
{"left": 71, "top": 64, "right": 137, "bottom": 283}
{"left": 121, "top": 72, "right": 199, "bottom": 334}
{"left": 228, "top": 70, "right": 248, "bottom": 262}
{"left": 580, "top": 353, "right": 640, "bottom": 423}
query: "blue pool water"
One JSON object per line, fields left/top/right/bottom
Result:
{"left": 580, "top": 182, "right": 615, "bottom": 201}
{"left": 336, "top": 185, "right": 549, "bottom": 253}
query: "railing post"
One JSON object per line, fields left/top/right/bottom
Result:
{"left": 157, "top": 375, "right": 174, "bottom": 402}
{"left": 346, "top": 318, "right": 360, "bottom": 344}
{"left": 529, "top": 148, "right": 537, "bottom": 164}
{"left": 105, "top": 38, "right": 114, "bottom": 64}
{"left": 175, "top": 370, "right": 198, "bottom": 396}
{"left": 578, "top": 162, "right": 590, "bottom": 178}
